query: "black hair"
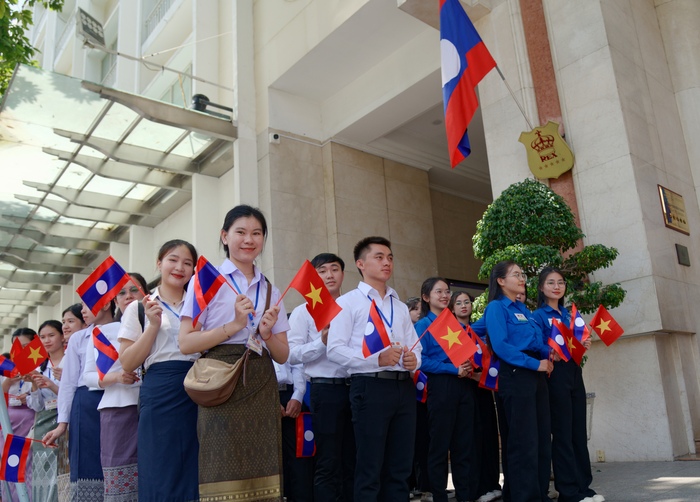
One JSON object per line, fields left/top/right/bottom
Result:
{"left": 127, "top": 272, "right": 150, "bottom": 295}
{"left": 62, "top": 303, "right": 84, "bottom": 324}
{"left": 536, "top": 267, "right": 566, "bottom": 309}
{"left": 419, "top": 277, "right": 449, "bottom": 317}
{"left": 353, "top": 236, "right": 391, "bottom": 277}
{"left": 487, "top": 260, "right": 518, "bottom": 303}
{"left": 38, "top": 319, "right": 63, "bottom": 335}
{"left": 405, "top": 297, "right": 420, "bottom": 312}
{"left": 311, "top": 253, "right": 345, "bottom": 271}
{"left": 158, "top": 239, "right": 198, "bottom": 266}
{"left": 220, "top": 205, "right": 268, "bottom": 258}
{"left": 11, "top": 327, "right": 36, "bottom": 341}
{"left": 448, "top": 291, "right": 474, "bottom": 313}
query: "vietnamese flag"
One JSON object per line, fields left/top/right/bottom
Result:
{"left": 565, "top": 330, "right": 586, "bottom": 365}
{"left": 590, "top": 305, "right": 624, "bottom": 346}
{"left": 288, "top": 260, "right": 342, "bottom": 331}
{"left": 12, "top": 337, "right": 48, "bottom": 375}
{"left": 428, "top": 309, "right": 477, "bottom": 367}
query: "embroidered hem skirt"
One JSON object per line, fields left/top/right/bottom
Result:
{"left": 32, "top": 408, "right": 62, "bottom": 502}
{"left": 100, "top": 405, "right": 138, "bottom": 502}
{"left": 69, "top": 386, "right": 104, "bottom": 501}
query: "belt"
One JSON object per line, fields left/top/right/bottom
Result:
{"left": 523, "top": 350, "right": 540, "bottom": 359}
{"left": 310, "top": 377, "right": 350, "bottom": 385}
{"left": 278, "top": 383, "right": 290, "bottom": 391}
{"left": 353, "top": 371, "right": 411, "bottom": 381}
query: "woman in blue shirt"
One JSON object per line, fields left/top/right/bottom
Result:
{"left": 531, "top": 267, "right": 604, "bottom": 502}
{"left": 483, "top": 261, "right": 554, "bottom": 502}
{"left": 415, "top": 277, "right": 477, "bottom": 502}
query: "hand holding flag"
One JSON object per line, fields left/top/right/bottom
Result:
{"left": 286, "top": 260, "right": 342, "bottom": 331}
{"left": 590, "top": 305, "right": 624, "bottom": 346}
{"left": 76, "top": 256, "right": 131, "bottom": 315}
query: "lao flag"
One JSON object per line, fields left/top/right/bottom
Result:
{"left": 479, "top": 348, "right": 499, "bottom": 391}
{"left": 76, "top": 256, "right": 130, "bottom": 315}
{"left": 0, "top": 435, "right": 31, "bottom": 483}
{"left": 440, "top": 0, "right": 497, "bottom": 167}
{"left": 570, "top": 303, "right": 590, "bottom": 342}
{"left": 590, "top": 305, "right": 624, "bottom": 346}
{"left": 548, "top": 318, "right": 572, "bottom": 362}
{"left": 0, "top": 356, "right": 16, "bottom": 378}
{"left": 92, "top": 327, "right": 119, "bottom": 380}
{"left": 413, "top": 370, "right": 428, "bottom": 403}
{"left": 13, "top": 337, "right": 48, "bottom": 375}
{"left": 296, "top": 412, "right": 316, "bottom": 458}
{"left": 288, "top": 260, "right": 342, "bottom": 331}
{"left": 191, "top": 256, "right": 227, "bottom": 327}
{"left": 362, "top": 300, "right": 392, "bottom": 358}
{"left": 467, "top": 326, "right": 485, "bottom": 369}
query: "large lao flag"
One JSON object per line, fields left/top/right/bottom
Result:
{"left": 288, "top": 260, "right": 342, "bottom": 331}
{"left": 76, "top": 256, "right": 130, "bottom": 315}
{"left": 440, "top": 0, "right": 497, "bottom": 167}
{"left": 362, "top": 300, "right": 392, "bottom": 358}
{"left": 428, "top": 308, "right": 477, "bottom": 367}
{"left": 191, "top": 256, "right": 227, "bottom": 327}
{"left": 0, "top": 435, "right": 31, "bottom": 483}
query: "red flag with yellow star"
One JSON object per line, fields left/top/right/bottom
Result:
{"left": 428, "top": 308, "right": 477, "bottom": 367}
{"left": 590, "top": 305, "right": 624, "bottom": 346}
{"left": 12, "top": 337, "right": 48, "bottom": 375}
{"left": 289, "top": 260, "right": 342, "bottom": 331}
{"left": 565, "top": 329, "right": 586, "bottom": 365}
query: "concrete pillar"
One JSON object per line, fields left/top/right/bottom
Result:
{"left": 117, "top": 0, "right": 140, "bottom": 92}
{"left": 109, "top": 242, "right": 130, "bottom": 270}
{"left": 191, "top": 174, "right": 222, "bottom": 262}
{"left": 129, "top": 226, "right": 155, "bottom": 283}
{"left": 192, "top": 0, "right": 220, "bottom": 104}
{"left": 36, "top": 305, "right": 55, "bottom": 326}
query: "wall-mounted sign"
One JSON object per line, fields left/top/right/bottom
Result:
{"left": 518, "top": 121, "right": 574, "bottom": 179}
{"left": 658, "top": 185, "right": 689, "bottom": 235}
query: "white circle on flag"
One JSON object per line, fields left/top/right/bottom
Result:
{"left": 489, "top": 367, "right": 499, "bottom": 377}
{"left": 95, "top": 280, "right": 108, "bottom": 295}
{"left": 7, "top": 454, "right": 19, "bottom": 468}
{"left": 575, "top": 317, "right": 585, "bottom": 327}
{"left": 364, "top": 322, "right": 375, "bottom": 336}
{"left": 476, "top": 345, "right": 482, "bottom": 354}
{"left": 555, "top": 334, "right": 565, "bottom": 345}
{"left": 304, "top": 430, "right": 314, "bottom": 442}
{"left": 416, "top": 382, "right": 425, "bottom": 391}
{"left": 441, "top": 39, "right": 461, "bottom": 86}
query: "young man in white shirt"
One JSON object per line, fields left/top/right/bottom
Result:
{"left": 288, "top": 253, "right": 355, "bottom": 501}
{"left": 327, "top": 237, "right": 421, "bottom": 501}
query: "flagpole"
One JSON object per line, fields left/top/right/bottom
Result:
{"left": 275, "top": 283, "right": 293, "bottom": 307}
{"left": 409, "top": 326, "right": 430, "bottom": 352}
{"left": 494, "top": 65, "right": 534, "bottom": 130}
{"left": 0, "top": 393, "right": 30, "bottom": 502}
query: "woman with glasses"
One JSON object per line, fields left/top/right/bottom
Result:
{"left": 415, "top": 277, "right": 478, "bottom": 502}
{"left": 114, "top": 274, "right": 149, "bottom": 321}
{"left": 531, "top": 268, "right": 603, "bottom": 502}
{"left": 483, "top": 261, "right": 554, "bottom": 502}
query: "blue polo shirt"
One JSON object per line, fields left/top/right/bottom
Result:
{"left": 531, "top": 304, "right": 570, "bottom": 346}
{"left": 415, "top": 311, "right": 459, "bottom": 375}
{"left": 483, "top": 296, "right": 549, "bottom": 370}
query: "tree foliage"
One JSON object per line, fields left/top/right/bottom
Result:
{"left": 0, "top": 0, "right": 64, "bottom": 96}
{"left": 472, "top": 178, "right": 625, "bottom": 315}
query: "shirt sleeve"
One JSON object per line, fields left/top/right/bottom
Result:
{"left": 57, "top": 335, "right": 80, "bottom": 423}
{"left": 484, "top": 302, "right": 540, "bottom": 371}
{"left": 290, "top": 364, "right": 306, "bottom": 403}
{"left": 117, "top": 300, "right": 142, "bottom": 343}
{"left": 82, "top": 336, "right": 100, "bottom": 390}
{"left": 288, "top": 307, "right": 325, "bottom": 365}
{"left": 27, "top": 387, "right": 45, "bottom": 412}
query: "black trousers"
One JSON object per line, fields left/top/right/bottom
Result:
{"left": 549, "top": 360, "right": 595, "bottom": 502}
{"left": 310, "top": 382, "right": 355, "bottom": 502}
{"left": 426, "top": 373, "right": 477, "bottom": 502}
{"left": 350, "top": 375, "right": 415, "bottom": 502}
{"left": 498, "top": 361, "right": 552, "bottom": 502}
{"left": 280, "top": 387, "right": 315, "bottom": 502}
{"left": 474, "top": 386, "right": 502, "bottom": 498}
{"left": 411, "top": 401, "right": 431, "bottom": 492}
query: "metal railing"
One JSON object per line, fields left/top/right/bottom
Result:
{"left": 143, "top": 0, "right": 174, "bottom": 42}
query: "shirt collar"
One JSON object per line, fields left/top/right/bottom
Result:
{"left": 219, "top": 259, "right": 262, "bottom": 286}
{"left": 358, "top": 281, "right": 398, "bottom": 301}
{"left": 152, "top": 286, "right": 185, "bottom": 306}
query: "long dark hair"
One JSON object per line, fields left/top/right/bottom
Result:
{"left": 536, "top": 267, "right": 566, "bottom": 309}
{"left": 221, "top": 205, "right": 268, "bottom": 258}
{"left": 449, "top": 291, "right": 474, "bottom": 320}
{"left": 62, "top": 303, "right": 84, "bottom": 324}
{"left": 487, "top": 261, "right": 518, "bottom": 303}
{"left": 419, "top": 277, "right": 449, "bottom": 317}
{"left": 38, "top": 320, "right": 63, "bottom": 371}
{"left": 11, "top": 327, "right": 36, "bottom": 341}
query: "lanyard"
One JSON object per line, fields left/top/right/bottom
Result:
{"left": 229, "top": 274, "right": 261, "bottom": 327}
{"left": 368, "top": 294, "right": 394, "bottom": 331}
{"left": 158, "top": 298, "right": 181, "bottom": 320}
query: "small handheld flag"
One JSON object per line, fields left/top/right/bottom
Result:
{"left": 429, "top": 309, "right": 478, "bottom": 367}
{"left": 92, "top": 327, "right": 119, "bottom": 380}
{"left": 413, "top": 370, "right": 428, "bottom": 403}
{"left": 566, "top": 331, "right": 586, "bottom": 365}
{"left": 191, "top": 256, "right": 227, "bottom": 327}
{"left": 0, "top": 435, "right": 31, "bottom": 483}
{"left": 570, "top": 303, "right": 590, "bottom": 342}
{"left": 12, "top": 337, "right": 48, "bottom": 375}
{"left": 590, "top": 305, "right": 624, "bottom": 346}
{"left": 467, "top": 326, "right": 485, "bottom": 369}
{"left": 76, "top": 256, "right": 130, "bottom": 315}
{"left": 288, "top": 260, "right": 342, "bottom": 331}
{"left": 362, "top": 300, "right": 392, "bottom": 358}
{"left": 296, "top": 412, "right": 316, "bottom": 458}
{"left": 0, "top": 356, "right": 17, "bottom": 378}
{"left": 479, "top": 347, "right": 499, "bottom": 391}
{"left": 548, "top": 319, "right": 572, "bottom": 362}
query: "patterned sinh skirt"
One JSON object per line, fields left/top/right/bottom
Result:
{"left": 100, "top": 405, "right": 138, "bottom": 502}
{"left": 69, "top": 386, "right": 104, "bottom": 501}
{"left": 32, "top": 408, "right": 63, "bottom": 502}
{"left": 198, "top": 344, "right": 282, "bottom": 502}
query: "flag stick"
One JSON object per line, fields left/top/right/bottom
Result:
{"left": 409, "top": 326, "right": 430, "bottom": 352}
{"left": 275, "top": 282, "right": 293, "bottom": 307}
{"left": 495, "top": 65, "right": 534, "bottom": 130}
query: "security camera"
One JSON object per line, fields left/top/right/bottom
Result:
{"left": 269, "top": 133, "right": 281, "bottom": 144}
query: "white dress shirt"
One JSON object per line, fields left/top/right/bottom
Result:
{"left": 327, "top": 281, "right": 421, "bottom": 375}
{"left": 273, "top": 360, "right": 307, "bottom": 404}
{"left": 83, "top": 322, "right": 141, "bottom": 411}
{"left": 27, "top": 358, "right": 63, "bottom": 412}
{"left": 117, "top": 288, "right": 198, "bottom": 369}
{"left": 287, "top": 304, "right": 348, "bottom": 379}
{"left": 57, "top": 325, "right": 100, "bottom": 424}
{"left": 181, "top": 259, "right": 290, "bottom": 346}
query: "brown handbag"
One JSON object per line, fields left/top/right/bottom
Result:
{"left": 184, "top": 278, "right": 272, "bottom": 407}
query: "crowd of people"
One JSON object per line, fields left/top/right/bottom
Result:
{"left": 0, "top": 204, "right": 603, "bottom": 502}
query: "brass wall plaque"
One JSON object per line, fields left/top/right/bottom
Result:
{"left": 658, "top": 185, "right": 689, "bottom": 235}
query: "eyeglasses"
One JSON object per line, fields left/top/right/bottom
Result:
{"left": 454, "top": 300, "right": 471, "bottom": 306}
{"left": 433, "top": 289, "right": 452, "bottom": 297}
{"left": 117, "top": 286, "right": 141, "bottom": 296}
{"left": 509, "top": 272, "right": 527, "bottom": 281}
{"left": 545, "top": 280, "right": 566, "bottom": 287}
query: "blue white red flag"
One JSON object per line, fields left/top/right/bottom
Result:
{"left": 479, "top": 346, "right": 500, "bottom": 391}
{"left": 362, "top": 300, "right": 392, "bottom": 358}
{"left": 440, "top": 0, "right": 496, "bottom": 167}
{"left": 0, "top": 435, "right": 31, "bottom": 483}
{"left": 76, "top": 256, "right": 130, "bottom": 315}
{"left": 570, "top": 303, "right": 590, "bottom": 342}
{"left": 467, "top": 325, "right": 485, "bottom": 369}
{"left": 191, "top": 256, "right": 227, "bottom": 327}
{"left": 548, "top": 318, "right": 572, "bottom": 362}
{"left": 92, "top": 327, "right": 119, "bottom": 380}
{"left": 0, "top": 355, "right": 17, "bottom": 378}
{"left": 296, "top": 412, "right": 316, "bottom": 458}
{"left": 413, "top": 370, "right": 428, "bottom": 403}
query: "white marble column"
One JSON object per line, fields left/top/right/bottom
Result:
{"left": 129, "top": 226, "right": 155, "bottom": 282}
{"left": 191, "top": 173, "right": 222, "bottom": 263}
